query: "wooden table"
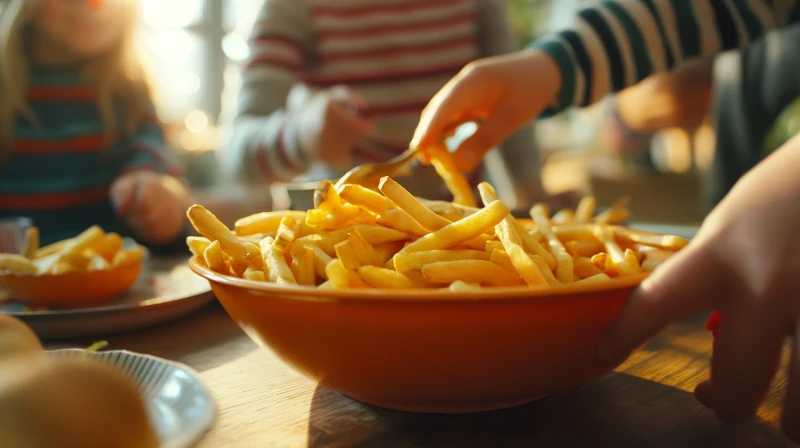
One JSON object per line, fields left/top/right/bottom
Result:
{"left": 48, "top": 302, "right": 795, "bottom": 447}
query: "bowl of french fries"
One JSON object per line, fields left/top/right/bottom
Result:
{"left": 0, "top": 226, "right": 145, "bottom": 307}
{"left": 186, "top": 165, "right": 688, "bottom": 413}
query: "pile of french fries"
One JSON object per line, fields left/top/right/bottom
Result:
{"left": 0, "top": 226, "right": 144, "bottom": 276}
{"left": 186, "top": 177, "right": 688, "bottom": 291}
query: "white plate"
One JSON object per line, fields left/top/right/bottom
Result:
{"left": 49, "top": 349, "right": 215, "bottom": 448}
{"left": 0, "top": 257, "right": 214, "bottom": 340}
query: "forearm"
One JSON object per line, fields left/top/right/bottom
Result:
{"left": 530, "top": 0, "right": 800, "bottom": 116}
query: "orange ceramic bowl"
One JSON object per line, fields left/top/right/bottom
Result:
{"left": 1, "top": 261, "right": 142, "bottom": 308}
{"left": 190, "top": 257, "right": 647, "bottom": 413}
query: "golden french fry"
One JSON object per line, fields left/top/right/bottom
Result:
{"left": 394, "top": 249, "right": 490, "bottom": 273}
{"left": 574, "top": 257, "right": 603, "bottom": 279}
{"left": 485, "top": 240, "right": 503, "bottom": 253}
{"left": 87, "top": 233, "right": 123, "bottom": 262}
{"left": 186, "top": 236, "right": 211, "bottom": 258}
{"left": 292, "top": 246, "right": 316, "bottom": 286}
{"left": 377, "top": 209, "right": 428, "bottom": 237}
{"left": 642, "top": 249, "right": 676, "bottom": 263}
{"left": 35, "top": 239, "right": 68, "bottom": 259}
{"left": 530, "top": 254, "right": 560, "bottom": 286}
{"left": 61, "top": 252, "right": 90, "bottom": 270}
{"left": 259, "top": 236, "right": 296, "bottom": 284}
{"left": 613, "top": 227, "right": 689, "bottom": 250}
{"left": 339, "top": 184, "right": 394, "bottom": 214}
{"left": 0, "top": 254, "right": 37, "bottom": 274}
{"left": 551, "top": 209, "right": 575, "bottom": 224}
{"left": 425, "top": 143, "right": 477, "bottom": 207}
{"left": 448, "top": 280, "right": 480, "bottom": 292}
{"left": 228, "top": 256, "right": 250, "bottom": 277}
{"left": 575, "top": 196, "right": 596, "bottom": 223}
{"left": 304, "top": 244, "right": 332, "bottom": 280}
{"left": 477, "top": 183, "right": 546, "bottom": 287}
{"left": 49, "top": 261, "right": 75, "bottom": 275}
{"left": 244, "top": 265, "right": 266, "bottom": 282}
{"left": 274, "top": 217, "right": 301, "bottom": 250}
{"left": 358, "top": 266, "right": 415, "bottom": 289}
{"left": 346, "top": 229, "right": 382, "bottom": 267}
{"left": 112, "top": 247, "right": 144, "bottom": 267}
{"left": 575, "top": 273, "right": 611, "bottom": 285}
{"left": 594, "top": 226, "right": 641, "bottom": 276}
{"left": 188, "top": 205, "right": 262, "bottom": 267}
{"left": 21, "top": 227, "right": 39, "bottom": 260}
{"left": 325, "top": 259, "right": 364, "bottom": 288}
{"left": 422, "top": 260, "right": 524, "bottom": 287}
{"left": 418, "top": 199, "right": 479, "bottom": 219}
{"left": 374, "top": 241, "right": 405, "bottom": 264}
{"left": 591, "top": 252, "right": 609, "bottom": 272}
{"left": 33, "top": 226, "right": 107, "bottom": 275}
{"left": 235, "top": 210, "right": 307, "bottom": 236}
{"left": 552, "top": 224, "right": 596, "bottom": 242}
{"left": 379, "top": 176, "right": 453, "bottom": 232}
{"left": 641, "top": 258, "right": 663, "bottom": 272}
{"left": 530, "top": 204, "right": 573, "bottom": 283}
{"left": 334, "top": 240, "right": 361, "bottom": 270}
{"left": 398, "top": 200, "right": 509, "bottom": 255}
{"left": 511, "top": 218, "right": 556, "bottom": 270}
{"left": 87, "top": 252, "right": 110, "bottom": 271}
{"left": 318, "top": 280, "right": 335, "bottom": 290}
{"left": 203, "top": 240, "right": 227, "bottom": 274}
{"left": 489, "top": 249, "right": 514, "bottom": 271}
{"left": 306, "top": 202, "right": 374, "bottom": 230}
{"left": 595, "top": 196, "right": 631, "bottom": 224}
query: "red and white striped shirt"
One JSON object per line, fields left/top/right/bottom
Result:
{"left": 226, "top": 0, "right": 540, "bottom": 199}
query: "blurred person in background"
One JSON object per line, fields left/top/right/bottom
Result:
{"left": 223, "top": 0, "right": 572, "bottom": 209}
{"left": 0, "top": 0, "right": 192, "bottom": 247}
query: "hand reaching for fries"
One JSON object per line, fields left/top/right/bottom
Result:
{"left": 598, "top": 135, "right": 800, "bottom": 440}
{"left": 110, "top": 170, "right": 193, "bottom": 245}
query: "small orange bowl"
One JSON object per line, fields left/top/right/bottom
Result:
{"left": 1, "top": 261, "right": 142, "bottom": 308}
{"left": 190, "top": 257, "right": 647, "bottom": 413}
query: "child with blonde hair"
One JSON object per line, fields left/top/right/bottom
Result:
{"left": 0, "top": 0, "right": 191, "bottom": 246}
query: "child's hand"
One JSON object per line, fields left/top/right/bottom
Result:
{"left": 597, "top": 135, "right": 800, "bottom": 442}
{"left": 110, "top": 171, "right": 193, "bottom": 245}
{"left": 412, "top": 50, "right": 562, "bottom": 171}
{"left": 293, "top": 85, "right": 372, "bottom": 170}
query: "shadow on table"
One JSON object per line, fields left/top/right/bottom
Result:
{"left": 305, "top": 372, "right": 791, "bottom": 448}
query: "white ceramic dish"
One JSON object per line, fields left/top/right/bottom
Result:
{"left": 49, "top": 349, "right": 216, "bottom": 448}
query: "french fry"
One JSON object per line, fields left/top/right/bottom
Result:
{"left": 346, "top": 229, "right": 382, "bottom": 267}
{"left": 377, "top": 209, "right": 428, "bottom": 237}
{"left": 235, "top": 210, "right": 307, "bottom": 236}
{"left": 338, "top": 184, "right": 394, "bottom": 214}
{"left": 112, "top": 247, "right": 144, "bottom": 267}
{"left": 374, "top": 241, "right": 405, "bottom": 264}
{"left": 259, "top": 237, "right": 296, "bottom": 285}
{"left": 21, "top": 227, "right": 39, "bottom": 259}
{"left": 0, "top": 254, "right": 37, "bottom": 274}
{"left": 530, "top": 254, "right": 560, "bottom": 286}
{"left": 594, "top": 226, "right": 641, "bottom": 276}
{"left": 87, "top": 252, "right": 110, "bottom": 271}
{"left": 489, "top": 249, "right": 514, "bottom": 271}
{"left": 574, "top": 257, "right": 603, "bottom": 279}
{"left": 530, "top": 204, "right": 573, "bottom": 283}
{"left": 49, "top": 261, "right": 74, "bottom": 275}
{"left": 244, "top": 265, "right": 266, "bottom": 282}
{"left": 379, "top": 176, "right": 453, "bottom": 232}
{"left": 394, "top": 249, "right": 490, "bottom": 273}
{"left": 88, "top": 233, "right": 123, "bottom": 262}
{"left": 186, "top": 236, "right": 211, "bottom": 258}
{"left": 418, "top": 199, "right": 478, "bottom": 219}
{"left": 203, "top": 241, "right": 227, "bottom": 274}
{"left": 228, "top": 256, "right": 250, "bottom": 277}
{"left": 325, "top": 259, "right": 365, "bottom": 288}
{"left": 35, "top": 239, "right": 68, "bottom": 259}
{"left": 595, "top": 196, "right": 631, "bottom": 224}
{"left": 304, "top": 244, "right": 333, "bottom": 280}
{"left": 61, "top": 252, "right": 90, "bottom": 271}
{"left": 575, "top": 196, "right": 596, "bottom": 223}
{"left": 552, "top": 224, "right": 596, "bottom": 242}
{"left": 575, "top": 273, "right": 611, "bottom": 285}
{"left": 358, "top": 266, "right": 415, "bottom": 289}
{"left": 511, "top": 217, "right": 556, "bottom": 270}
{"left": 641, "top": 259, "right": 663, "bottom": 272}
{"left": 485, "top": 240, "right": 504, "bottom": 253}
{"left": 397, "top": 200, "right": 508, "bottom": 255}
{"left": 551, "top": 209, "right": 575, "bottom": 224}
{"left": 422, "top": 260, "right": 524, "bottom": 287}
{"left": 292, "top": 246, "right": 316, "bottom": 286}
{"left": 188, "top": 205, "right": 261, "bottom": 267}
{"left": 476, "top": 183, "right": 547, "bottom": 287}
{"left": 334, "top": 240, "right": 361, "bottom": 270}
{"left": 274, "top": 217, "right": 301, "bottom": 250}
{"left": 425, "top": 143, "right": 477, "bottom": 207}
{"left": 613, "top": 227, "right": 689, "bottom": 250}
{"left": 448, "top": 280, "right": 480, "bottom": 292}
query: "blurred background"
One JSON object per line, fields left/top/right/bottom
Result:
{"left": 146, "top": 0, "right": 712, "bottom": 225}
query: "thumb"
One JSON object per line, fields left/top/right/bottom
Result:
{"left": 597, "top": 241, "right": 723, "bottom": 366}
{"left": 110, "top": 175, "right": 138, "bottom": 217}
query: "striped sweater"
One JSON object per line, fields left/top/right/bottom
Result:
{"left": 226, "top": 0, "right": 541, "bottom": 200}
{"left": 0, "top": 66, "right": 179, "bottom": 245}
{"left": 531, "top": 0, "right": 800, "bottom": 117}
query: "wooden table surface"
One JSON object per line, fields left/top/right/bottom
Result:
{"left": 48, "top": 301, "right": 795, "bottom": 448}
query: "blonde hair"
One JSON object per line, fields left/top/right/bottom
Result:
{"left": 0, "top": 0, "right": 154, "bottom": 147}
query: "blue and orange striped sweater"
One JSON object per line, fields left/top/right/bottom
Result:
{"left": 0, "top": 66, "right": 179, "bottom": 245}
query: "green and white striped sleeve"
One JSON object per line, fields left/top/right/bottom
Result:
{"left": 530, "top": 0, "right": 800, "bottom": 116}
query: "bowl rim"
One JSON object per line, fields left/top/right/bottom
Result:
{"left": 0, "top": 258, "right": 142, "bottom": 279}
{"left": 188, "top": 256, "right": 649, "bottom": 303}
